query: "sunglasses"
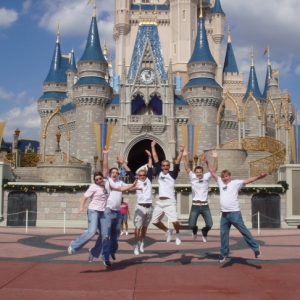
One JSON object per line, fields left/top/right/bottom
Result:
{"left": 95, "top": 177, "right": 103, "bottom": 181}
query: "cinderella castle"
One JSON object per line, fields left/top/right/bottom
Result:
{"left": 36, "top": 0, "right": 295, "bottom": 181}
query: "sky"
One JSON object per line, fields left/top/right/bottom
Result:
{"left": 1, "top": 0, "right": 300, "bottom": 142}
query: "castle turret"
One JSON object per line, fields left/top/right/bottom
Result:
{"left": 181, "top": 3, "right": 222, "bottom": 152}
{"left": 222, "top": 26, "right": 246, "bottom": 107}
{"left": 73, "top": 3, "right": 113, "bottom": 163}
{"left": 243, "top": 48, "right": 263, "bottom": 100}
{"left": 66, "top": 49, "right": 77, "bottom": 101}
{"left": 210, "top": 0, "right": 225, "bottom": 85}
{"left": 262, "top": 47, "right": 272, "bottom": 99}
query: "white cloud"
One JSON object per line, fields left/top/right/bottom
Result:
{"left": 22, "top": 0, "right": 32, "bottom": 14}
{"left": 0, "top": 102, "right": 40, "bottom": 141}
{"left": 295, "top": 65, "right": 300, "bottom": 75}
{"left": 0, "top": 87, "right": 14, "bottom": 101}
{"left": 0, "top": 87, "right": 27, "bottom": 104}
{"left": 0, "top": 7, "right": 18, "bottom": 28}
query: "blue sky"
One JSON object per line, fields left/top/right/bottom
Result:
{"left": 1, "top": 0, "right": 300, "bottom": 141}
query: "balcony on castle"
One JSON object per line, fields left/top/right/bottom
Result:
{"left": 127, "top": 115, "right": 167, "bottom": 135}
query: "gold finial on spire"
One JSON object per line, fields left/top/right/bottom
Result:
{"left": 103, "top": 39, "right": 108, "bottom": 55}
{"left": 93, "top": 1, "right": 96, "bottom": 17}
{"left": 251, "top": 46, "right": 254, "bottom": 67}
{"left": 199, "top": 0, "right": 203, "bottom": 18}
{"left": 56, "top": 22, "right": 60, "bottom": 43}
{"left": 227, "top": 24, "right": 231, "bottom": 43}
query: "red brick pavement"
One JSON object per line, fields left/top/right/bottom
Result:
{"left": 0, "top": 228, "right": 299, "bottom": 299}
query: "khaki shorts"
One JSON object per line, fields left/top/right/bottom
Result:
{"left": 133, "top": 204, "right": 153, "bottom": 228}
{"left": 151, "top": 198, "right": 178, "bottom": 223}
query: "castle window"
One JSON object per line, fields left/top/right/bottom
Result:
{"left": 88, "top": 86, "right": 91, "bottom": 89}
{"left": 56, "top": 100, "right": 59, "bottom": 103}
{"left": 102, "top": 87, "right": 105, "bottom": 91}
{"left": 183, "top": 10, "right": 186, "bottom": 20}
{"left": 47, "top": 84, "right": 50, "bottom": 87}
{"left": 76, "top": 87, "right": 78, "bottom": 90}
{"left": 203, "top": 87, "right": 206, "bottom": 90}
{"left": 89, "top": 62, "right": 93, "bottom": 65}
{"left": 56, "top": 84, "right": 59, "bottom": 87}
{"left": 189, "top": 88, "right": 192, "bottom": 92}
{"left": 45, "top": 100, "right": 47, "bottom": 103}
{"left": 111, "top": 106, "right": 116, "bottom": 110}
{"left": 178, "top": 107, "right": 183, "bottom": 111}
{"left": 202, "top": 63, "right": 205, "bottom": 66}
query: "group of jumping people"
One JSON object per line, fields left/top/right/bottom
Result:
{"left": 68, "top": 142, "right": 267, "bottom": 265}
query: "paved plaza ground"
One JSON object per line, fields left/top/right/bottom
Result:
{"left": 0, "top": 227, "right": 299, "bottom": 299}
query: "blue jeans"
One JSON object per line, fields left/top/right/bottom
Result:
{"left": 220, "top": 211, "right": 259, "bottom": 255}
{"left": 71, "top": 209, "right": 107, "bottom": 252}
{"left": 188, "top": 205, "right": 213, "bottom": 236}
{"left": 101, "top": 208, "right": 121, "bottom": 261}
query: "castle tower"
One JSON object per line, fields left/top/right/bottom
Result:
{"left": 222, "top": 26, "right": 246, "bottom": 107}
{"left": 210, "top": 0, "right": 225, "bottom": 85}
{"left": 73, "top": 3, "right": 113, "bottom": 162}
{"left": 66, "top": 49, "right": 77, "bottom": 101}
{"left": 243, "top": 48, "right": 264, "bottom": 137}
{"left": 181, "top": 3, "right": 222, "bottom": 152}
{"left": 37, "top": 26, "right": 68, "bottom": 154}
{"left": 262, "top": 47, "right": 272, "bottom": 99}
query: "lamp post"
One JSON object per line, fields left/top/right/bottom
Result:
{"left": 55, "top": 131, "right": 61, "bottom": 152}
{"left": 93, "top": 154, "right": 98, "bottom": 171}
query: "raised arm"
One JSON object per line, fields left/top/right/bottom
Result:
{"left": 174, "top": 144, "right": 184, "bottom": 164}
{"left": 182, "top": 147, "right": 191, "bottom": 174}
{"left": 202, "top": 154, "right": 218, "bottom": 181}
{"left": 151, "top": 141, "right": 159, "bottom": 163}
{"left": 118, "top": 156, "right": 135, "bottom": 183}
{"left": 211, "top": 149, "right": 218, "bottom": 173}
{"left": 110, "top": 179, "right": 140, "bottom": 192}
{"left": 102, "top": 146, "right": 109, "bottom": 178}
{"left": 243, "top": 173, "right": 268, "bottom": 185}
{"left": 145, "top": 150, "right": 152, "bottom": 168}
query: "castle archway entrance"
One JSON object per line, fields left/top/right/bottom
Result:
{"left": 127, "top": 139, "right": 165, "bottom": 174}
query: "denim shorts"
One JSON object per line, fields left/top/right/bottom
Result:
{"left": 121, "top": 213, "right": 128, "bottom": 221}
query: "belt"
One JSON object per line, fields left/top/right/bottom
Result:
{"left": 138, "top": 203, "right": 152, "bottom": 208}
{"left": 192, "top": 202, "right": 208, "bottom": 206}
{"left": 222, "top": 211, "right": 239, "bottom": 215}
{"left": 159, "top": 197, "right": 169, "bottom": 200}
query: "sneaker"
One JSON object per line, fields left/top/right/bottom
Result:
{"left": 125, "top": 231, "right": 129, "bottom": 235}
{"left": 68, "top": 241, "right": 74, "bottom": 254}
{"left": 176, "top": 233, "right": 181, "bottom": 245}
{"left": 138, "top": 241, "right": 144, "bottom": 253}
{"left": 120, "top": 231, "right": 124, "bottom": 235}
{"left": 201, "top": 229, "right": 207, "bottom": 242}
{"left": 134, "top": 245, "right": 139, "bottom": 255}
{"left": 88, "top": 249, "right": 94, "bottom": 263}
{"left": 165, "top": 229, "right": 174, "bottom": 242}
{"left": 103, "top": 260, "right": 112, "bottom": 267}
{"left": 192, "top": 233, "right": 197, "bottom": 240}
{"left": 218, "top": 254, "right": 227, "bottom": 263}
{"left": 255, "top": 247, "right": 261, "bottom": 258}
{"left": 110, "top": 254, "right": 116, "bottom": 260}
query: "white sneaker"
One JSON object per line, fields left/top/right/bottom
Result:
{"left": 138, "top": 241, "right": 144, "bottom": 253}
{"left": 202, "top": 235, "right": 207, "bottom": 242}
{"left": 165, "top": 229, "right": 173, "bottom": 242}
{"left": 192, "top": 233, "right": 197, "bottom": 240}
{"left": 120, "top": 231, "right": 124, "bottom": 235}
{"left": 125, "top": 231, "right": 129, "bottom": 235}
{"left": 176, "top": 233, "right": 181, "bottom": 245}
{"left": 68, "top": 241, "right": 74, "bottom": 254}
{"left": 134, "top": 245, "right": 139, "bottom": 255}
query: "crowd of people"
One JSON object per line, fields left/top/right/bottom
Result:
{"left": 68, "top": 142, "right": 267, "bottom": 265}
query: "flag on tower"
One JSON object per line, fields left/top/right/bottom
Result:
{"left": 87, "top": 0, "right": 93, "bottom": 5}
{"left": 263, "top": 46, "right": 269, "bottom": 56}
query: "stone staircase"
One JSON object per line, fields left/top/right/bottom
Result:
{"left": 12, "top": 167, "right": 45, "bottom": 183}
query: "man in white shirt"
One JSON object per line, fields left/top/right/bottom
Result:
{"left": 118, "top": 150, "right": 153, "bottom": 255}
{"left": 183, "top": 148, "right": 217, "bottom": 242}
{"left": 204, "top": 155, "right": 267, "bottom": 263}
{"left": 151, "top": 141, "right": 184, "bottom": 245}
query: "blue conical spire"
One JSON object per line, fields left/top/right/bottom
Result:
{"left": 211, "top": 0, "right": 225, "bottom": 14}
{"left": 44, "top": 28, "right": 66, "bottom": 83}
{"left": 188, "top": 9, "right": 215, "bottom": 64}
{"left": 79, "top": 5, "right": 106, "bottom": 63}
{"left": 68, "top": 49, "right": 77, "bottom": 71}
{"left": 262, "top": 48, "right": 272, "bottom": 99}
{"left": 223, "top": 26, "right": 238, "bottom": 73}
{"left": 243, "top": 48, "right": 263, "bottom": 100}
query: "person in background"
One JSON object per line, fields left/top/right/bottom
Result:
{"left": 120, "top": 198, "right": 131, "bottom": 235}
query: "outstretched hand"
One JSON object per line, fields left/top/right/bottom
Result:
{"left": 183, "top": 148, "right": 188, "bottom": 157}
{"left": 211, "top": 149, "right": 218, "bottom": 158}
{"left": 77, "top": 208, "right": 86, "bottom": 214}
{"left": 201, "top": 154, "right": 208, "bottom": 164}
{"left": 151, "top": 141, "right": 156, "bottom": 147}
{"left": 257, "top": 173, "right": 268, "bottom": 179}
{"left": 103, "top": 145, "right": 109, "bottom": 155}
{"left": 118, "top": 156, "right": 125, "bottom": 164}
{"left": 179, "top": 144, "right": 185, "bottom": 152}
{"left": 145, "top": 150, "right": 151, "bottom": 157}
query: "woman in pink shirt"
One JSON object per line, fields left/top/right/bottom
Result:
{"left": 120, "top": 198, "right": 131, "bottom": 235}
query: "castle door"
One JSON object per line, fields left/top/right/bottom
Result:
{"left": 251, "top": 193, "right": 280, "bottom": 228}
{"left": 127, "top": 139, "right": 165, "bottom": 174}
{"left": 7, "top": 191, "right": 37, "bottom": 226}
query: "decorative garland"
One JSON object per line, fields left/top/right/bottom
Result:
{"left": 2, "top": 178, "right": 288, "bottom": 194}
